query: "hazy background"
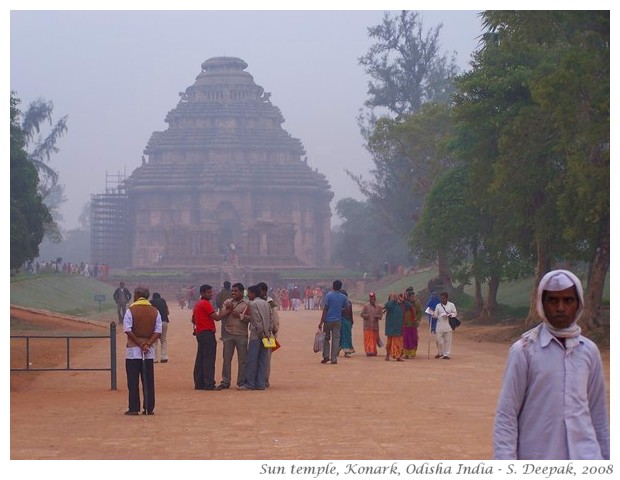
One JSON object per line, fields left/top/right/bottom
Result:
{"left": 10, "top": 8, "right": 483, "bottom": 231}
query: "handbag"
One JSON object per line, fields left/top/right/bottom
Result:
{"left": 313, "top": 328, "right": 325, "bottom": 353}
{"left": 441, "top": 304, "right": 461, "bottom": 330}
{"left": 262, "top": 335, "right": 277, "bottom": 348}
{"left": 448, "top": 316, "right": 461, "bottom": 330}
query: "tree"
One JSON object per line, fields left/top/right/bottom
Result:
{"left": 20, "top": 96, "right": 68, "bottom": 241}
{"left": 349, "top": 11, "right": 460, "bottom": 247}
{"left": 10, "top": 93, "right": 53, "bottom": 271}
{"left": 524, "top": 11, "right": 610, "bottom": 329}
{"left": 349, "top": 102, "right": 458, "bottom": 239}
{"left": 331, "top": 198, "right": 412, "bottom": 276}
{"left": 409, "top": 166, "right": 480, "bottom": 295}
{"left": 452, "top": 11, "right": 609, "bottom": 328}
{"left": 358, "top": 10, "right": 458, "bottom": 119}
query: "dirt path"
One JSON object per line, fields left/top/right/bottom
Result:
{"left": 10, "top": 303, "right": 610, "bottom": 462}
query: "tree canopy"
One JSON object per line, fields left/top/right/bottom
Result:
{"left": 345, "top": 11, "right": 460, "bottom": 246}
{"left": 10, "top": 93, "right": 53, "bottom": 271}
{"left": 451, "top": 11, "right": 609, "bottom": 327}
{"left": 339, "top": 10, "right": 609, "bottom": 328}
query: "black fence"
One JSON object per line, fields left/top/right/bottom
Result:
{"left": 11, "top": 322, "right": 118, "bottom": 390}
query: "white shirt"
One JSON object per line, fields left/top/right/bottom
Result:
{"left": 433, "top": 301, "right": 457, "bottom": 334}
{"left": 493, "top": 323, "right": 609, "bottom": 460}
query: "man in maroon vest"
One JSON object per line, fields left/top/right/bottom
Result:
{"left": 123, "top": 286, "right": 162, "bottom": 415}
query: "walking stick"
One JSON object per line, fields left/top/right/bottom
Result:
{"left": 427, "top": 315, "right": 432, "bottom": 359}
{"left": 142, "top": 349, "right": 149, "bottom": 415}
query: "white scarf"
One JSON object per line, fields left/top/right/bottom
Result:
{"left": 535, "top": 269, "right": 583, "bottom": 341}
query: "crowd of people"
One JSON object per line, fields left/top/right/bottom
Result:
{"left": 318, "top": 280, "right": 455, "bottom": 363}
{"left": 25, "top": 258, "right": 109, "bottom": 278}
{"left": 316, "top": 273, "right": 609, "bottom": 460}
{"left": 320, "top": 282, "right": 413, "bottom": 362}
{"left": 119, "top": 279, "right": 280, "bottom": 417}
{"left": 117, "top": 269, "right": 609, "bottom": 461}
{"left": 273, "top": 284, "right": 325, "bottom": 311}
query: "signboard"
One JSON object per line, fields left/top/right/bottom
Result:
{"left": 94, "top": 294, "right": 106, "bottom": 311}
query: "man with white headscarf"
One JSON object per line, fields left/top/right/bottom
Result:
{"left": 493, "top": 270, "right": 609, "bottom": 459}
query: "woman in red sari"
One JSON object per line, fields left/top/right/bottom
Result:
{"left": 280, "top": 288, "right": 290, "bottom": 311}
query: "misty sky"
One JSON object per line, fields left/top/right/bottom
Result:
{"left": 9, "top": 7, "right": 485, "bottom": 231}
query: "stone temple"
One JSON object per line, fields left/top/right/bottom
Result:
{"left": 91, "top": 57, "right": 333, "bottom": 277}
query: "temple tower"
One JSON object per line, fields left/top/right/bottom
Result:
{"left": 123, "top": 56, "right": 333, "bottom": 272}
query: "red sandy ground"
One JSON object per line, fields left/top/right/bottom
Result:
{"left": 10, "top": 304, "right": 610, "bottom": 462}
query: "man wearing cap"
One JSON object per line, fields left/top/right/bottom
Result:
{"left": 493, "top": 269, "right": 610, "bottom": 460}
{"left": 360, "top": 292, "right": 383, "bottom": 356}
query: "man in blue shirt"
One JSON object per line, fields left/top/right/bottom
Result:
{"left": 318, "top": 279, "right": 348, "bottom": 364}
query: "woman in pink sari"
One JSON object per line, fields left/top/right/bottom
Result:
{"left": 402, "top": 289, "right": 421, "bottom": 358}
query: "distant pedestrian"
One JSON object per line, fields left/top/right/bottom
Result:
{"left": 291, "top": 286, "right": 301, "bottom": 311}
{"left": 402, "top": 289, "right": 421, "bottom": 358}
{"left": 280, "top": 288, "right": 290, "bottom": 311}
{"left": 360, "top": 292, "right": 383, "bottom": 356}
{"left": 150, "top": 292, "right": 170, "bottom": 363}
{"left": 318, "top": 280, "right": 348, "bottom": 364}
{"left": 339, "top": 290, "right": 355, "bottom": 358}
{"left": 304, "top": 285, "right": 314, "bottom": 310}
{"left": 384, "top": 292, "right": 404, "bottom": 361}
{"left": 113, "top": 282, "right": 132, "bottom": 325}
{"left": 216, "top": 281, "right": 232, "bottom": 310}
{"left": 432, "top": 292, "right": 457, "bottom": 360}
{"left": 186, "top": 285, "right": 197, "bottom": 310}
{"left": 425, "top": 292, "right": 440, "bottom": 334}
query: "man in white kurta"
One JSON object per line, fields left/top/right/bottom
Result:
{"left": 493, "top": 269, "right": 609, "bottom": 460}
{"left": 433, "top": 292, "right": 457, "bottom": 359}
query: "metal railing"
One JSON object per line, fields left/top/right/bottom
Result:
{"left": 11, "top": 322, "right": 118, "bottom": 390}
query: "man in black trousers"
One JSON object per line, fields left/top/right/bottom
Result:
{"left": 123, "top": 286, "right": 161, "bottom": 415}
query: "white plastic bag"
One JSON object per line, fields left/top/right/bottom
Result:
{"left": 313, "top": 329, "right": 325, "bottom": 353}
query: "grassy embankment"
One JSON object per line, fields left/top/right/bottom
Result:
{"left": 11, "top": 268, "right": 608, "bottom": 325}
{"left": 11, "top": 270, "right": 531, "bottom": 319}
{"left": 10, "top": 274, "right": 117, "bottom": 317}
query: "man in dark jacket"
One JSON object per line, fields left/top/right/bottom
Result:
{"left": 113, "top": 282, "right": 131, "bottom": 325}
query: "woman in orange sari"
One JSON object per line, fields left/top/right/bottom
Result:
{"left": 383, "top": 292, "right": 404, "bottom": 361}
{"left": 360, "top": 292, "right": 383, "bottom": 356}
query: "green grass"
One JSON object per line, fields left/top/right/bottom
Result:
{"left": 360, "top": 269, "right": 439, "bottom": 303}
{"left": 11, "top": 267, "right": 609, "bottom": 326}
{"left": 10, "top": 273, "right": 117, "bottom": 316}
